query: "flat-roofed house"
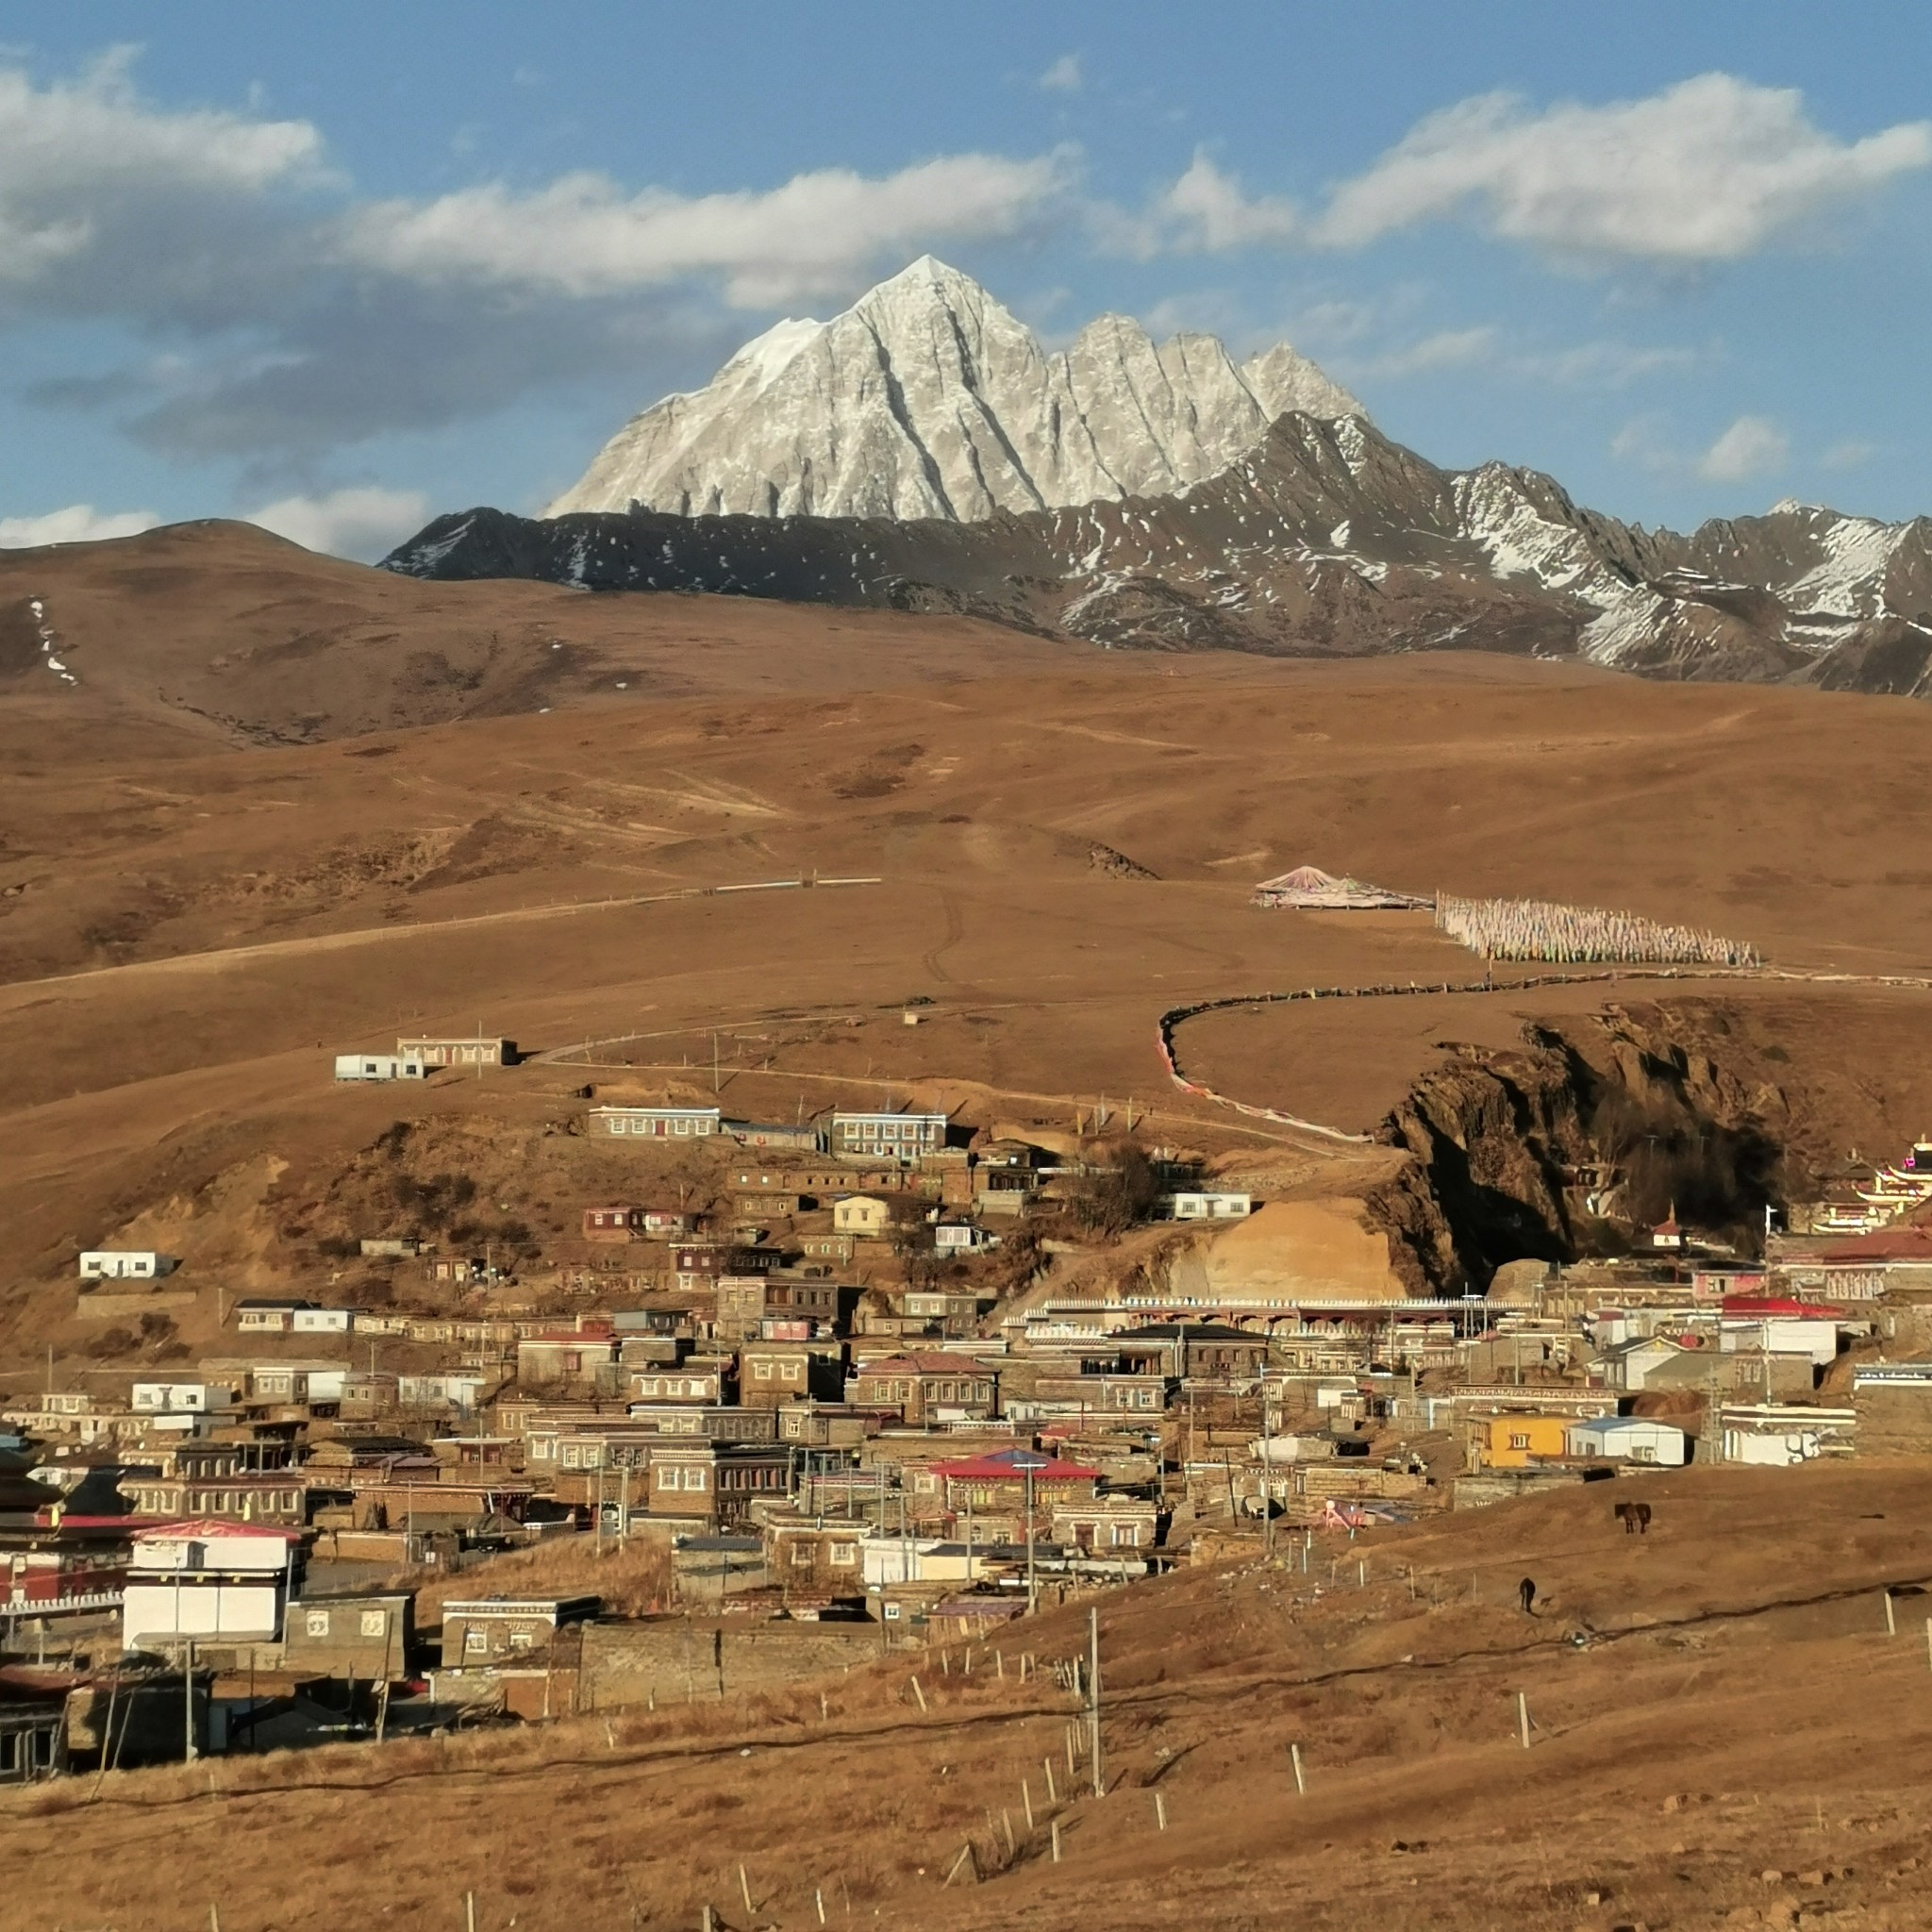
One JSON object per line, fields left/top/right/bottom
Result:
{"left": 440, "top": 1594, "right": 597, "bottom": 1666}
{"left": 849, "top": 1352, "right": 998, "bottom": 1424}
{"left": 833, "top": 1195, "right": 893, "bottom": 1238}
{"left": 333, "top": 1054, "right": 427, "bottom": 1084}
{"left": 830, "top": 1109, "right": 948, "bottom": 1163}
{"left": 397, "top": 1036, "right": 514, "bottom": 1067}
{"left": 591, "top": 1105, "right": 722, "bottom": 1141}
{"left": 284, "top": 1591, "right": 414, "bottom": 1680}
{"left": 121, "top": 1521, "right": 301, "bottom": 1656}
{"left": 78, "top": 1252, "right": 176, "bottom": 1281}
{"left": 1565, "top": 1415, "right": 1688, "bottom": 1465}
{"left": 645, "top": 1442, "right": 791, "bottom": 1527}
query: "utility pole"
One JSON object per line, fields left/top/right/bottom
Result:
{"left": 1024, "top": 1463, "right": 1037, "bottom": 1613}
{"left": 1088, "top": 1607, "right": 1103, "bottom": 1798}
{"left": 183, "top": 1639, "right": 196, "bottom": 1763}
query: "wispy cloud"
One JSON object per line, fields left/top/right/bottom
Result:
{"left": 1100, "top": 150, "right": 1298, "bottom": 257}
{"left": 1823, "top": 437, "right": 1877, "bottom": 471}
{"left": 1695, "top": 414, "right": 1790, "bottom": 481}
{"left": 1122, "top": 75, "right": 1931, "bottom": 269}
{"left": 1038, "top": 53, "right": 1082, "bottom": 94}
{"left": 0, "top": 502, "right": 158, "bottom": 547}
{"left": 340, "top": 150, "right": 1076, "bottom": 307}
{"left": 1612, "top": 411, "right": 1790, "bottom": 482}
{"left": 1312, "top": 74, "right": 1931, "bottom": 263}
{"left": 1356, "top": 325, "right": 1498, "bottom": 377}
{"left": 243, "top": 485, "right": 429, "bottom": 560}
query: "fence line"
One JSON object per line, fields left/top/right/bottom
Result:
{"left": 1155, "top": 963, "right": 1932, "bottom": 1141}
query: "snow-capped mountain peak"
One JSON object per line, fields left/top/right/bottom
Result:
{"left": 542, "top": 258, "right": 1361, "bottom": 522}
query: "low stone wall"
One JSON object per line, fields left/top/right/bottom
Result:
{"left": 579, "top": 1617, "right": 881, "bottom": 1707}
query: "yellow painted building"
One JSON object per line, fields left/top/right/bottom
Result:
{"left": 1481, "top": 1413, "right": 1573, "bottom": 1468}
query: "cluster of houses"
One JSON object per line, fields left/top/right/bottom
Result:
{"left": 15, "top": 1104, "right": 1932, "bottom": 1784}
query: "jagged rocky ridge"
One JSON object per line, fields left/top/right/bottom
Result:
{"left": 544, "top": 256, "right": 1359, "bottom": 522}
{"left": 1367, "top": 1003, "right": 1792, "bottom": 1295}
{"left": 389, "top": 410, "right": 1932, "bottom": 693}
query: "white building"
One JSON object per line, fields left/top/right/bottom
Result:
{"left": 934, "top": 1223, "right": 999, "bottom": 1253}
{"left": 291, "top": 1307, "right": 355, "bottom": 1335}
{"left": 860, "top": 1536, "right": 976, "bottom": 1588}
{"left": 130, "top": 1382, "right": 233, "bottom": 1415}
{"left": 830, "top": 1109, "right": 948, "bottom": 1160}
{"left": 397, "top": 1373, "right": 487, "bottom": 1414}
{"left": 1155, "top": 1191, "right": 1253, "bottom": 1221}
{"left": 1720, "top": 1315, "right": 1840, "bottom": 1368}
{"left": 1601, "top": 1336, "right": 1691, "bottom": 1391}
{"left": 1564, "top": 1415, "right": 1688, "bottom": 1466}
{"left": 121, "top": 1522, "right": 301, "bottom": 1654}
{"left": 332, "top": 1054, "right": 427, "bottom": 1083}
{"left": 78, "top": 1251, "right": 177, "bottom": 1281}
{"left": 1722, "top": 1404, "right": 1857, "bottom": 1467}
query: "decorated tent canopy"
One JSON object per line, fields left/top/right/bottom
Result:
{"left": 1252, "top": 866, "right": 1432, "bottom": 911}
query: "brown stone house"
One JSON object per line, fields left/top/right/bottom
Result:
{"left": 644, "top": 1442, "right": 792, "bottom": 1527}
{"left": 738, "top": 1341, "right": 845, "bottom": 1409}
{"left": 762, "top": 1516, "right": 866, "bottom": 1594}
{"left": 440, "top": 1594, "right": 598, "bottom": 1666}
{"left": 848, "top": 1352, "right": 998, "bottom": 1424}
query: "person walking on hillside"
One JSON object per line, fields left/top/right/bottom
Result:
{"left": 1519, "top": 1576, "right": 1537, "bottom": 1616}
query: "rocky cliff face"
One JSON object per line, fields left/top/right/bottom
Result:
{"left": 543, "top": 256, "right": 1360, "bottom": 521}
{"left": 1369, "top": 1005, "right": 1791, "bottom": 1294}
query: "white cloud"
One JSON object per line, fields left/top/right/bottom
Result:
{"left": 1038, "top": 54, "right": 1082, "bottom": 94}
{"left": 0, "top": 502, "right": 158, "bottom": 547}
{"left": 1104, "top": 152, "right": 1299, "bottom": 257}
{"left": 1314, "top": 74, "right": 1932, "bottom": 261}
{"left": 243, "top": 486, "right": 429, "bottom": 561}
{"left": 1612, "top": 411, "right": 1791, "bottom": 482}
{"left": 0, "top": 48, "right": 324, "bottom": 311}
{"left": 1823, "top": 438, "right": 1877, "bottom": 470}
{"left": 1519, "top": 340, "right": 1703, "bottom": 385}
{"left": 1695, "top": 414, "right": 1790, "bottom": 481}
{"left": 0, "top": 55, "right": 1081, "bottom": 457}
{"left": 337, "top": 151, "right": 1074, "bottom": 307}
{"left": 1360, "top": 325, "right": 1498, "bottom": 377}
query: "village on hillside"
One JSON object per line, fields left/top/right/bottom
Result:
{"left": 4, "top": 1024, "right": 1932, "bottom": 1784}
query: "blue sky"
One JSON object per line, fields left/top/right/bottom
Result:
{"left": 6, "top": 2, "right": 1932, "bottom": 557}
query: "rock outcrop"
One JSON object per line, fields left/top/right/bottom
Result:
{"left": 1369, "top": 1006, "right": 1789, "bottom": 1294}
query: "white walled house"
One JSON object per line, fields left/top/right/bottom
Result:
{"left": 1155, "top": 1192, "right": 1253, "bottom": 1222}
{"left": 333, "top": 1054, "right": 427, "bottom": 1083}
{"left": 291, "top": 1307, "right": 355, "bottom": 1335}
{"left": 121, "top": 1523, "right": 301, "bottom": 1654}
{"left": 1720, "top": 1315, "right": 1840, "bottom": 1368}
{"left": 130, "top": 1383, "right": 234, "bottom": 1415}
{"left": 1564, "top": 1415, "right": 1688, "bottom": 1466}
{"left": 78, "top": 1252, "right": 177, "bottom": 1281}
